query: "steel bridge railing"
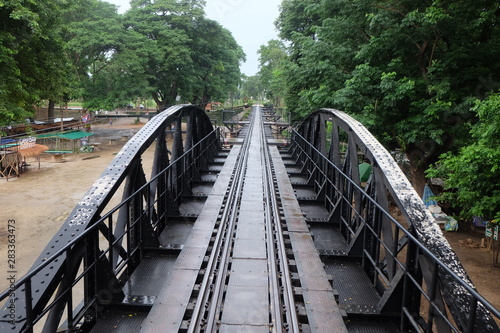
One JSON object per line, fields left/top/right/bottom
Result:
{"left": 0, "top": 105, "right": 223, "bottom": 332}
{"left": 288, "top": 109, "right": 499, "bottom": 333}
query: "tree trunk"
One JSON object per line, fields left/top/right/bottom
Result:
{"left": 409, "top": 165, "right": 426, "bottom": 198}
{"left": 48, "top": 99, "right": 55, "bottom": 120}
{"left": 406, "top": 146, "right": 428, "bottom": 198}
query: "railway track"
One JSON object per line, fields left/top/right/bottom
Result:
{"left": 184, "top": 107, "right": 300, "bottom": 332}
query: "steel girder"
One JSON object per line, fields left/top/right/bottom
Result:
{"left": 291, "top": 109, "right": 499, "bottom": 332}
{"left": 0, "top": 105, "right": 221, "bottom": 332}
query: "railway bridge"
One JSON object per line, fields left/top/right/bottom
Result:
{"left": 1, "top": 105, "right": 499, "bottom": 332}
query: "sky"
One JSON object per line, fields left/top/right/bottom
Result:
{"left": 106, "top": 0, "right": 282, "bottom": 76}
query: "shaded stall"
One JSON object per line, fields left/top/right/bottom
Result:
{"left": 17, "top": 144, "right": 49, "bottom": 170}
{"left": 36, "top": 130, "right": 95, "bottom": 152}
{"left": 0, "top": 136, "right": 49, "bottom": 179}
{"left": 0, "top": 139, "right": 21, "bottom": 180}
{"left": 58, "top": 131, "right": 95, "bottom": 151}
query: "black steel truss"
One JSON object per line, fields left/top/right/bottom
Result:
{"left": 0, "top": 105, "right": 222, "bottom": 332}
{"left": 289, "top": 109, "right": 499, "bottom": 332}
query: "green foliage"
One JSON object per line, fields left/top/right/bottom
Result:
{"left": 1, "top": 0, "right": 245, "bottom": 120}
{"left": 276, "top": 0, "right": 500, "bottom": 192}
{"left": 258, "top": 40, "right": 288, "bottom": 106}
{"left": 122, "top": 0, "right": 244, "bottom": 109}
{"left": 240, "top": 75, "right": 265, "bottom": 101}
{"left": 1, "top": 0, "right": 71, "bottom": 124}
{"left": 61, "top": 0, "right": 128, "bottom": 110}
{"left": 427, "top": 94, "right": 500, "bottom": 220}
{"left": 188, "top": 18, "right": 245, "bottom": 107}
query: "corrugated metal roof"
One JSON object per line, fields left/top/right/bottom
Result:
{"left": 57, "top": 131, "right": 94, "bottom": 140}
{"left": 36, "top": 131, "right": 94, "bottom": 140}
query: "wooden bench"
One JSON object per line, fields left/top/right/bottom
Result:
{"left": 44, "top": 151, "right": 73, "bottom": 162}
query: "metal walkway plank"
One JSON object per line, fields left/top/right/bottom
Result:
{"left": 122, "top": 255, "right": 177, "bottom": 297}
{"left": 139, "top": 268, "right": 199, "bottom": 332}
{"left": 219, "top": 324, "right": 270, "bottom": 332}
{"left": 324, "top": 260, "right": 381, "bottom": 315}
{"left": 90, "top": 310, "right": 147, "bottom": 333}
{"left": 228, "top": 259, "right": 268, "bottom": 288}
{"left": 158, "top": 222, "right": 194, "bottom": 248}
{"left": 220, "top": 285, "right": 269, "bottom": 326}
{"left": 309, "top": 224, "right": 349, "bottom": 254}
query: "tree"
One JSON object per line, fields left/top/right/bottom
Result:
{"left": 188, "top": 18, "right": 245, "bottom": 109}
{"left": 258, "top": 39, "right": 288, "bottom": 107}
{"left": 276, "top": 0, "right": 500, "bottom": 194}
{"left": 240, "top": 75, "right": 265, "bottom": 102}
{"left": 122, "top": 0, "right": 244, "bottom": 110}
{"left": 427, "top": 94, "right": 500, "bottom": 222}
{"left": 61, "top": 0, "right": 125, "bottom": 111}
{"left": 0, "top": 0, "right": 71, "bottom": 125}
{"left": 275, "top": 0, "right": 323, "bottom": 116}
{"left": 123, "top": 0, "right": 202, "bottom": 109}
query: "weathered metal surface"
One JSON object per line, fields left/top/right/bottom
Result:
{"left": 271, "top": 145, "right": 349, "bottom": 332}
{"left": 220, "top": 285, "right": 269, "bottom": 325}
{"left": 140, "top": 143, "right": 241, "bottom": 332}
{"left": 122, "top": 255, "right": 177, "bottom": 297}
{"left": 293, "top": 109, "right": 499, "bottom": 332}
{"left": 324, "top": 261, "right": 380, "bottom": 314}
{"left": 0, "top": 105, "right": 221, "bottom": 332}
{"left": 229, "top": 259, "right": 268, "bottom": 287}
{"left": 89, "top": 310, "right": 147, "bottom": 333}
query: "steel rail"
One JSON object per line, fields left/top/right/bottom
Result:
{"left": 261, "top": 110, "right": 299, "bottom": 332}
{"left": 203, "top": 110, "right": 256, "bottom": 332}
{"left": 187, "top": 110, "right": 256, "bottom": 332}
{"left": 261, "top": 107, "right": 284, "bottom": 332}
{"left": 260, "top": 107, "right": 300, "bottom": 332}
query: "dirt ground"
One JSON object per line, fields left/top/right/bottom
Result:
{"left": 1, "top": 118, "right": 499, "bottom": 318}
{"left": 443, "top": 229, "right": 500, "bottom": 310}
{"left": 0, "top": 118, "right": 146, "bottom": 292}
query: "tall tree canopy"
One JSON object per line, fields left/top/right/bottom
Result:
{"left": 276, "top": 0, "right": 500, "bottom": 194}
{"left": 1, "top": 0, "right": 71, "bottom": 124}
{"left": 258, "top": 39, "right": 287, "bottom": 106}
{"left": 188, "top": 18, "right": 245, "bottom": 108}
{"left": 427, "top": 94, "right": 500, "bottom": 221}
{"left": 61, "top": 0, "right": 125, "bottom": 110}
{"left": 124, "top": 0, "right": 244, "bottom": 109}
{"left": 240, "top": 75, "right": 266, "bottom": 102}
{"left": 1, "top": 0, "right": 245, "bottom": 126}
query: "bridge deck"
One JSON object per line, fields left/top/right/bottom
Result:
{"left": 87, "top": 107, "right": 403, "bottom": 332}
{"left": 90, "top": 107, "right": 349, "bottom": 332}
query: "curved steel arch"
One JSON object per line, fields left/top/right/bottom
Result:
{"left": 298, "top": 109, "right": 452, "bottom": 254}
{"left": 292, "top": 108, "right": 498, "bottom": 332}
{"left": 0, "top": 105, "right": 221, "bottom": 332}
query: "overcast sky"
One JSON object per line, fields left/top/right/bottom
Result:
{"left": 106, "top": 0, "right": 282, "bottom": 76}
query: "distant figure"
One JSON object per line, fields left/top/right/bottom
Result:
{"left": 109, "top": 119, "right": 113, "bottom": 126}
